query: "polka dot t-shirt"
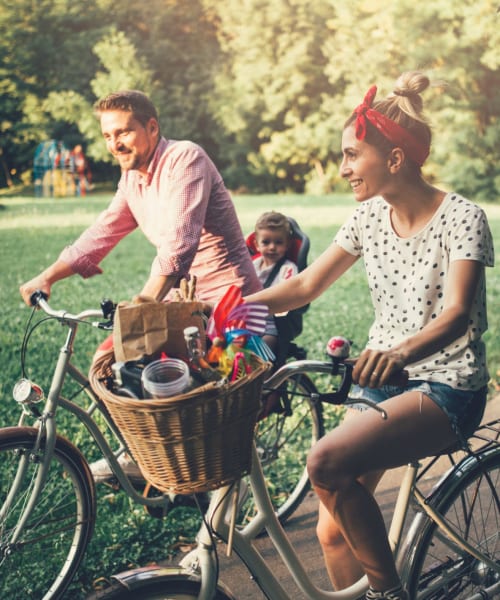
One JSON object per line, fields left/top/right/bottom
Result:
{"left": 334, "top": 193, "right": 494, "bottom": 390}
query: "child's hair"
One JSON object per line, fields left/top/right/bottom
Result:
{"left": 255, "top": 211, "right": 292, "bottom": 239}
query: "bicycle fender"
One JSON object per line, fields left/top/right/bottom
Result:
{"left": 107, "top": 565, "right": 237, "bottom": 598}
{"left": 423, "top": 445, "right": 500, "bottom": 508}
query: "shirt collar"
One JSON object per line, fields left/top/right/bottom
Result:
{"left": 138, "top": 137, "right": 168, "bottom": 186}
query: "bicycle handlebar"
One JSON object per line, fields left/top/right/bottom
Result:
{"left": 30, "top": 290, "right": 114, "bottom": 328}
{"left": 265, "top": 356, "right": 408, "bottom": 418}
{"left": 264, "top": 358, "right": 355, "bottom": 405}
{"left": 29, "top": 290, "right": 404, "bottom": 415}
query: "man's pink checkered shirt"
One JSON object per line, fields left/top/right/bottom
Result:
{"left": 59, "top": 138, "right": 262, "bottom": 303}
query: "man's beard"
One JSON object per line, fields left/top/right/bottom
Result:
{"left": 116, "top": 152, "right": 140, "bottom": 171}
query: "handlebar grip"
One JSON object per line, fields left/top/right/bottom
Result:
{"left": 387, "top": 369, "right": 409, "bottom": 387}
{"left": 344, "top": 358, "right": 409, "bottom": 387}
{"left": 30, "top": 290, "right": 48, "bottom": 306}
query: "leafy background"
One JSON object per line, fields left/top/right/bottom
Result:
{"left": 0, "top": 0, "right": 499, "bottom": 595}
{"left": 0, "top": 0, "right": 499, "bottom": 198}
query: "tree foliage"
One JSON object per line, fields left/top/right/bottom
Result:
{"left": 0, "top": 0, "right": 498, "bottom": 199}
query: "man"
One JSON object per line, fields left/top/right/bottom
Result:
{"left": 20, "top": 89, "right": 262, "bottom": 482}
{"left": 20, "top": 90, "right": 261, "bottom": 306}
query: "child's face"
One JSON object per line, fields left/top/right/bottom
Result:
{"left": 255, "top": 228, "right": 289, "bottom": 265}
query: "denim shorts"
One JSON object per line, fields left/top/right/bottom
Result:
{"left": 349, "top": 381, "right": 488, "bottom": 447}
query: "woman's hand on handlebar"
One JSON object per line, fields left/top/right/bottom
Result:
{"left": 352, "top": 348, "right": 408, "bottom": 388}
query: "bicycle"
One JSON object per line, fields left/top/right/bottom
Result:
{"left": 87, "top": 360, "right": 500, "bottom": 599}
{"left": 236, "top": 339, "right": 325, "bottom": 527}
{"left": 0, "top": 292, "right": 321, "bottom": 599}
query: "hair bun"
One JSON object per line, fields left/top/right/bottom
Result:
{"left": 394, "top": 71, "right": 430, "bottom": 97}
{"left": 393, "top": 88, "right": 417, "bottom": 98}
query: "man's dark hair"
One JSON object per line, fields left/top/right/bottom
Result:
{"left": 94, "top": 90, "right": 159, "bottom": 128}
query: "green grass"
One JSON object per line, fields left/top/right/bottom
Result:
{"left": 0, "top": 192, "right": 499, "bottom": 597}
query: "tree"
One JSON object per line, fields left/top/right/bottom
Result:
{"left": 0, "top": 0, "right": 110, "bottom": 182}
{"left": 0, "top": 0, "right": 498, "bottom": 197}
{"left": 206, "top": 0, "right": 341, "bottom": 192}
{"left": 392, "top": 0, "right": 500, "bottom": 201}
{"left": 205, "top": 0, "right": 500, "bottom": 197}
{"left": 94, "top": 0, "right": 223, "bottom": 156}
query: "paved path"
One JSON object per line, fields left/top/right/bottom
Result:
{"left": 172, "top": 393, "right": 500, "bottom": 599}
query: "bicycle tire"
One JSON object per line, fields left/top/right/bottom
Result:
{"left": 400, "top": 447, "right": 500, "bottom": 599}
{"left": 238, "top": 373, "right": 323, "bottom": 527}
{"left": 0, "top": 426, "right": 96, "bottom": 600}
{"left": 87, "top": 568, "right": 234, "bottom": 599}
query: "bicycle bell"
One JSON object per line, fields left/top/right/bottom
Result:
{"left": 326, "top": 336, "right": 351, "bottom": 359}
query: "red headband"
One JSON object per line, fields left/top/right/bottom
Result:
{"left": 353, "top": 86, "right": 429, "bottom": 167}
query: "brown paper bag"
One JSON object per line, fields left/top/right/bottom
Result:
{"left": 161, "top": 301, "right": 206, "bottom": 359}
{"left": 113, "top": 300, "right": 206, "bottom": 362}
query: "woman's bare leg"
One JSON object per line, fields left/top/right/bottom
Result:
{"left": 307, "top": 391, "right": 457, "bottom": 592}
{"left": 317, "top": 470, "right": 384, "bottom": 589}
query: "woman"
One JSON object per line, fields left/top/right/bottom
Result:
{"left": 244, "top": 71, "right": 494, "bottom": 600}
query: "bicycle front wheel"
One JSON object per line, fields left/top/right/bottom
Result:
{"left": 401, "top": 447, "right": 500, "bottom": 599}
{"left": 239, "top": 373, "right": 323, "bottom": 526}
{"left": 0, "top": 426, "right": 96, "bottom": 600}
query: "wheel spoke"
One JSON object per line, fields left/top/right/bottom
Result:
{"left": 403, "top": 450, "right": 500, "bottom": 598}
{"left": 0, "top": 428, "right": 95, "bottom": 599}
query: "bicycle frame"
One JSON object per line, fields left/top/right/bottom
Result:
{"left": 7, "top": 297, "right": 500, "bottom": 599}
{"left": 113, "top": 444, "right": 413, "bottom": 599}
{"left": 109, "top": 402, "right": 500, "bottom": 600}
{"left": 159, "top": 441, "right": 366, "bottom": 600}
{"left": 120, "top": 443, "right": 497, "bottom": 600}
{"left": 413, "top": 480, "right": 500, "bottom": 575}
{"left": 187, "top": 454, "right": 415, "bottom": 599}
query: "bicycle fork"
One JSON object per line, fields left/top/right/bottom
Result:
{"left": 0, "top": 418, "right": 56, "bottom": 552}
{"left": 179, "top": 487, "right": 234, "bottom": 600}
{"left": 2, "top": 324, "right": 76, "bottom": 552}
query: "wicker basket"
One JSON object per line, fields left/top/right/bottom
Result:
{"left": 89, "top": 350, "right": 271, "bottom": 494}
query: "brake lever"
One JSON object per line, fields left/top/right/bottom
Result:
{"left": 344, "top": 397, "right": 388, "bottom": 420}
{"left": 95, "top": 320, "right": 114, "bottom": 331}
{"left": 100, "top": 298, "right": 116, "bottom": 321}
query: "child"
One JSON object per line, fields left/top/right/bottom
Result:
{"left": 252, "top": 211, "right": 298, "bottom": 353}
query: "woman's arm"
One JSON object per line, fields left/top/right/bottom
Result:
{"left": 245, "top": 242, "right": 358, "bottom": 314}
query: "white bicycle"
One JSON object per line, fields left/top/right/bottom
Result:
{"left": 88, "top": 361, "right": 500, "bottom": 599}
{"left": 0, "top": 292, "right": 319, "bottom": 599}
